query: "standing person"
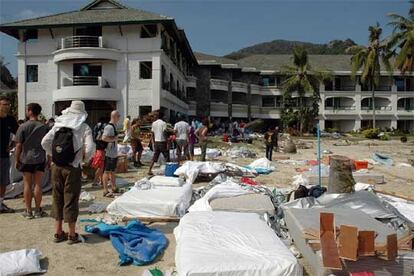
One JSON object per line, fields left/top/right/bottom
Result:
{"left": 130, "top": 118, "right": 143, "bottom": 167}
{"left": 91, "top": 118, "right": 107, "bottom": 186}
{"left": 148, "top": 111, "right": 170, "bottom": 175}
{"left": 102, "top": 111, "right": 120, "bottom": 197}
{"left": 196, "top": 118, "right": 209, "bottom": 162}
{"left": 41, "top": 101, "right": 95, "bottom": 244}
{"left": 274, "top": 126, "right": 279, "bottom": 152}
{"left": 264, "top": 126, "right": 277, "bottom": 161}
{"left": 0, "top": 95, "right": 18, "bottom": 213}
{"left": 174, "top": 114, "right": 190, "bottom": 162}
{"left": 15, "top": 103, "right": 49, "bottom": 219}
{"left": 122, "top": 115, "right": 131, "bottom": 143}
{"left": 188, "top": 125, "right": 196, "bottom": 161}
{"left": 46, "top": 118, "right": 55, "bottom": 130}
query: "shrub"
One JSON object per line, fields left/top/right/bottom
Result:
{"left": 362, "top": 128, "right": 380, "bottom": 139}
{"left": 379, "top": 133, "right": 390, "bottom": 141}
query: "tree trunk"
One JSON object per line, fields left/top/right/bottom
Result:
{"left": 299, "top": 96, "right": 304, "bottom": 135}
{"left": 372, "top": 83, "right": 376, "bottom": 129}
{"left": 328, "top": 155, "right": 355, "bottom": 193}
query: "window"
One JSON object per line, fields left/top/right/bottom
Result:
{"left": 140, "top": 62, "right": 152, "bottom": 79}
{"left": 140, "top": 24, "right": 157, "bottom": 38}
{"left": 262, "top": 97, "right": 275, "bottom": 107}
{"left": 24, "top": 29, "right": 38, "bottom": 41}
{"left": 26, "top": 65, "right": 38, "bottom": 82}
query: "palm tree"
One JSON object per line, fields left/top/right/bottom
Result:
{"left": 282, "top": 47, "right": 330, "bottom": 135}
{"left": 348, "top": 24, "right": 393, "bottom": 129}
{"left": 388, "top": 1, "right": 414, "bottom": 74}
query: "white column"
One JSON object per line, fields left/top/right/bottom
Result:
{"left": 319, "top": 119, "right": 325, "bottom": 130}
{"left": 354, "top": 119, "right": 361, "bottom": 131}
{"left": 152, "top": 54, "right": 162, "bottom": 111}
{"left": 391, "top": 119, "right": 397, "bottom": 129}
{"left": 17, "top": 57, "right": 26, "bottom": 120}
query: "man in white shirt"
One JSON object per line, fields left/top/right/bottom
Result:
{"left": 41, "top": 101, "right": 95, "bottom": 244}
{"left": 174, "top": 114, "right": 190, "bottom": 162}
{"left": 148, "top": 110, "right": 170, "bottom": 175}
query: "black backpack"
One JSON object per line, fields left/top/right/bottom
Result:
{"left": 93, "top": 123, "right": 107, "bottom": 150}
{"left": 52, "top": 127, "right": 78, "bottom": 166}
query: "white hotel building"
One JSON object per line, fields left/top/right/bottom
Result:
{"left": 1, "top": 0, "right": 413, "bottom": 132}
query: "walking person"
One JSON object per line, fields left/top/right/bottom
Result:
{"left": 196, "top": 118, "right": 209, "bottom": 162}
{"left": 41, "top": 101, "right": 95, "bottom": 244}
{"left": 15, "top": 103, "right": 49, "bottom": 219}
{"left": 174, "top": 114, "right": 190, "bottom": 162}
{"left": 122, "top": 115, "right": 131, "bottom": 143}
{"left": 130, "top": 118, "right": 143, "bottom": 167}
{"left": 188, "top": 125, "right": 196, "bottom": 161}
{"left": 264, "top": 126, "right": 277, "bottom": 161}
{"left": 102, "top": 111, "right": 120, "bottom": 197}
{"left": 91, "top": 117, "right": 107, "bottom": 186}
{"left": 0, "top": 95, "right": 18, "bottom": 213}
{"left": 148, "top": 111, "right": 170, "bottom": 175}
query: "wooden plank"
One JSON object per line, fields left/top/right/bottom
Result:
{"left": 385, "top": 234, "right": 398, "bottom": 261}
{"left": 358, "top": 231, "right": 376, "bottom": 256}
{"left": 320, "top": 213, "right": 342, "bottom": 270}
{"left": 122, "top": 216, "right": 179, "bottom": 223}
{"left": 338, "top": 225, "right": 358, "bottom": 261}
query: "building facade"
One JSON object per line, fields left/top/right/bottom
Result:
{"left": 1, "top": 0, "right": 413, "bottom": 132}
{"left": 0, "top": 0, "right": 196, "bottom": 124}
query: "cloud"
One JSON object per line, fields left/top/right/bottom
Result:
{"left": 16, "top": 9, "right": 50, "bottom": 20}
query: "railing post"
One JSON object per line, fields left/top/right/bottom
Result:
{"left": 98, "top": 77, "right": 102, "bottom": 87}
{"left": 61, "top": 38, "right": 65, "bottom": 49}
{"left": 99, "top": 36, "right": 103, "bottom": 48}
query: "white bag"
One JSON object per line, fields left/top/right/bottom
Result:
{"left": 0, "top": 249, "right": 45, "bottom": 276}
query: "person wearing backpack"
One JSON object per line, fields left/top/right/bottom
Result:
{"left": 41, "top": 101, "right": 95, "bottom": 244}
{"left": 91, "top": 117, "right": 107, "bottom": 186}
{"left": 102, "top": 110, "right": 120, "bottom": 197}
{"left": 15, "top": 103, "right": 49, "bottom": 219}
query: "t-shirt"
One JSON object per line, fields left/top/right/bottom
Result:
{"left": 15, "top": 120, "right": 48, "bottom": 164}
{"left": 174, "top": 121, "right": 190, "bottom": 141}
{"left": 151, "top": 119, "right": 167, "bottom": 142}
{"left": 103, "top": 123, "right": 118, "bottom": 158}
{"left": 0, "top": 115, "right": 18, "bottom": 158}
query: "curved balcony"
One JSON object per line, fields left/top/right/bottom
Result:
{"left": 53, "top": 36, "right": 121, "bottom": 63}
{"left": 53, "top": 76, "right": 121, "bottom": 102}
{"left": 210, "top": 102, "right": 228, "bottom": 117}
{"left": 210, "top": 78, "right": 229, "bottom": 91}
{"left": 251, "top": 84, "right": 261, "bottom": 95}
{"left": 232, "top": 81, "right": 248, "bottom": 93}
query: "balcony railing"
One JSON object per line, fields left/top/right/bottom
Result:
{"left": 361, "top": 106, "right": 392, "bottom": 111}
{"left": 325, "top": 106, "right": 356, "bottom": 110}
{"left": 60, "top": 36, "right": 103, "bottom": 49}
{"left": 62, "top": 76, "right": 109, "bottom": 88}
{"left": 397, "top": 107, "right": 414, "bottom": 111}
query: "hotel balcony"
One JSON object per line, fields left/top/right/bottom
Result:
{"left": 232, "top": 81, "right": 248, "bottom": 93}
{"left": 53, "top": 36, "right": 121, "bottom": 63}
{"left": 210, "top": 78, "right": 229, "bottom": 91}
{"left": 324, "top": 106, "right": 357, "bottom": 115}
{"left": 53, "top": 76, "right": 120, "bottom": 102}
{"left": 232, "top": 103, "right": 248, "bottom": 117}
{"left": 397, "top": 107, "right": 414, "bottom": 116}
{"left": 360, "top": 106, "right": 393, "bottom": 115}
{"left": 259, "top": 107, "right": 282, "bottom": 119}
{"left": 186, "top": 75, "right": 197, "bottom": 88}
{"left": 260, "top": 86, "right": 283, "bottom": 96}
{"left": 250, "top": 84, "right": 261, "bottom": 95}
{"left": 210, "top": 102, "right": 228, "bottom": 117}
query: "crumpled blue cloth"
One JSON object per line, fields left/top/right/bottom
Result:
{"left": 244, "top": 166, "right": 272, "bottom": 175}
{"left": 85, "top": 220, "right": 168, "bottom": 266}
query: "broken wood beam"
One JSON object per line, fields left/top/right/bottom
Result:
{"left": 320, "top": 212, "right": 342, "bottom": 270}
{"left": 338, "top": 225, "right": 358, "bottom": 261}
{"left": 358, "top": 231, "right": 376, "bottom": 257}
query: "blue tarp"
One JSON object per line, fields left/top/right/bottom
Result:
{"left": 84, "top": 220, "right": 168, "bottom": 266}
{"left": 244, "top": 166, "right": 272, "bottom": 175}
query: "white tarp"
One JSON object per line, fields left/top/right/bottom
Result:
{"left": 106, "top": 183, "right": 192, "bottom": 218}
{"left": 0, "top": 249, "right": 45, "bottom": 276}
{"left": 248, "top": 158, "right": 275, "bottom": 171}
{"left": 193, "top": 148, "right": 222, "bottom": 159}
{"left": 149, "top": 176, "right": 184, "bottom": 187}
{"left": 378, "top": 194, "right": 414, "bottom": 223}
{"left": 188, "top": 179, "right": 251, "bottom": 212}
{"left": 174, "top": 211, "right": 302, "bottom": 276}
{"left": 174, "top": 161, "right": 226, "bottom": 184}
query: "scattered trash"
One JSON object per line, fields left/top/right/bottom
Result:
{"left": 88, "top": 202, "right": 108, "bottom": 214}
{"left": 0, "top": 249, "right": 46, "bottom": 275}
{"left": 80, "top": 191, "right": 95, "bottom": 202}
{"left": 225, "top": 146, "right": 257, "bottom": 158}
{"left": 372, "top": 152, "right": 394, "bottom": 166}
{"left": 282, "top": 140, "right": 297, "bottom": 153}
{"left": 396, "top": 162, "right": 413, "bottom": 168}
{"left": 322, "top": 149, "right": 333, "bottom": 154}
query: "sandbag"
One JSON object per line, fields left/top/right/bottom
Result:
{"left": 0, "top": 249, "right": 45, "bottom": 276}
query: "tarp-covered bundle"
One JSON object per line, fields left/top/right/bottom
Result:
{"left": 174, "top": 211, "right": 302, "bottom": 276}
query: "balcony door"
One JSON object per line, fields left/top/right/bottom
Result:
{"left": 73, "top": 63, "right": 102, "bottom": 86}
{"left": 74, "top": 26, "right": 102, "bottom": 37}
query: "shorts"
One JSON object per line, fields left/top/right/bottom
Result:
{"left": 18, "top": 162, "right": 45, "bottom": 173}
{"left": 104, "top": 156, "right": 118, "bottom": 172}
{"left": 176, "top": 139, "right": 188, "bottom": 148}
{"left": 130, "top": 139, "right": 143, "bottom": 153}
{"left": 0, "top": 157, "right": 10, "bottom": 187}
{"left": 153, "top": 142, "right": 169, "bottom": 162}
{"left": 91, "top": 150, "right": 105, "bottom": 170}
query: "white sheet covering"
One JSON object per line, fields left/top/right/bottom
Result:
{"left": 106, "top": 183, "right": 192, "bottom": 218}
{"left": 174, "top": 211, "right": 302, "bottom": 276}
{"left": 188, "top": 179, "right": 251, "bottom": 212}
{"left": 174, "top": 161, "right": 226, "bottom": 184}
{"left": 0, "top": 249, "right": 45, "bottom": 276}
{"left": 149, "top": 176, "right": 184, "bottom": 187}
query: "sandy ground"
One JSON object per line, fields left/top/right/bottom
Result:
{"left": 1, "top": 137, "right": 413, "bottom": 275}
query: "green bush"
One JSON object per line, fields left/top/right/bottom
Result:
{"left": 379, "top": 133, "right": 390, "bottom": 141}
{"left": 362, "top": 128, "right": 380, "bottom": 139}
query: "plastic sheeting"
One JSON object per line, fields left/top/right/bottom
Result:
{"left": 107, "top": 183, "right": 192, "bottom": 218}
{"left": 174, "top": 161, "right": 226, "bottom": 184}
{"left": 85, "top": 220, "right": 167, "bottom": 266}
{"left": 193, "top": 148, "right": 222, "bottom": 159}
{"left": 0, "top": 249, "right": 45, "bottom": 276}
{"left": 148, "top": 176, "right": 184, "bottom": 187}
{"left": 174, "top": 211, "right": 302, "bottom": 276}
{"left": 378, "top": 194, "right": 414, "bottom": 223}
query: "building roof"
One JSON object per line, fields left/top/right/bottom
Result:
{"left": 0, "top": 0, "right": 172, "bottom": 38}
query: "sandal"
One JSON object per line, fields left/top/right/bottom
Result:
{"left": 112, "top": 188, "right": 119, "bottom": 194}
{"left": 54, "top": 231, "right": 68, "bottom": 243}
{"left": 103, "top": 191, "right": 114, "bottom": 198}
{"left": 67, "top": 233, "right": 84, "bottom": 245}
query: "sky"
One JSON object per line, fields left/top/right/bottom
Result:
{"left": 0, "top": 0, "right": 410, "bottom": 76}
